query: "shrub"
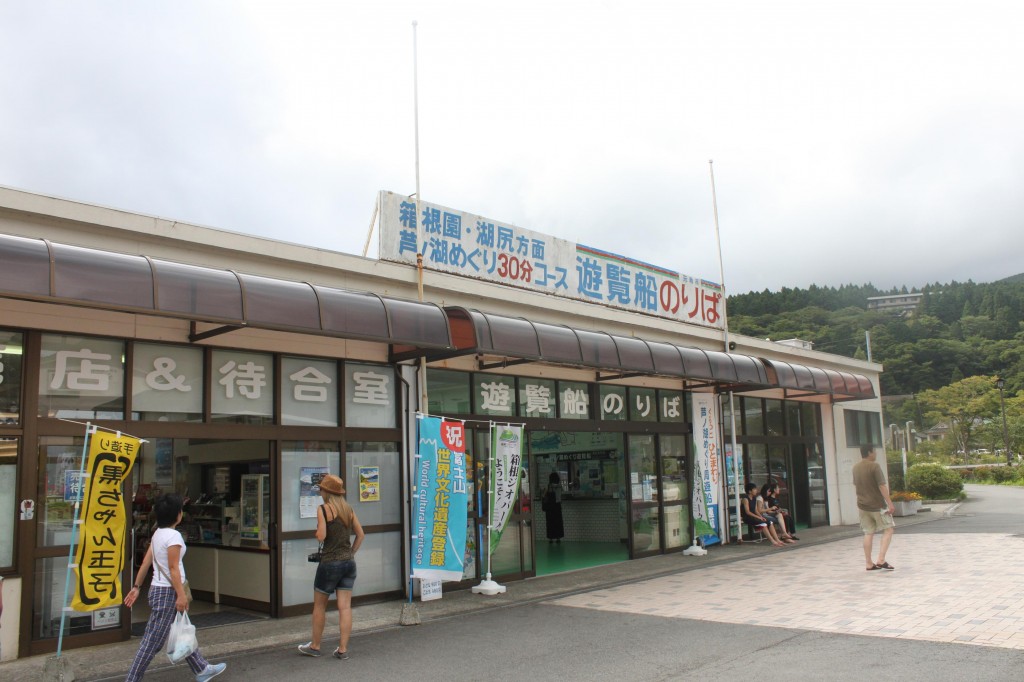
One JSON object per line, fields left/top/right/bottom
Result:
{"left": 988, "top": 466, "right": 1017, "bottom": 483}
{"left": 891, "top": 491, "right": 923, "bottom": 501}
{"left": 906, "top": 463, "right": 963, "bottom": 499}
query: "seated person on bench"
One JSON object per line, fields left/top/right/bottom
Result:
{"left": 741, "top": 482, "right": 788, "bottom": 546}
{"left": 760, "top": 480, "right": 798, "bottom": 541}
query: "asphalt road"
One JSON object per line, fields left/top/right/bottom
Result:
{"left": 134, "top": 485, "right": 1024, "bottom": 682}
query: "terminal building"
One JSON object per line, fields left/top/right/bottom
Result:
{"left": 0, "top": 186, "right": 883, "bottom": 660}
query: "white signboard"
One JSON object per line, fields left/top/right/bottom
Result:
{"left": 379, "top": 191, "right": 725, "bottom": 329}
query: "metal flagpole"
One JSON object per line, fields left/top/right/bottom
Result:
{"left": 709, "top": 160, "right": 741, "bottom": 546}
{"left": 56, "top": 422, "right": 94, "bottom": 658}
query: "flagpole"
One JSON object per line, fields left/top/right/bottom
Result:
{"left": 473, "top": 422, "right": 506, "bottom": 594}
{"left": 56, "top": 422, "right": 94, "bottom": 658}
{"left": 709, "top": 160, "right": 742, "bottom": 544}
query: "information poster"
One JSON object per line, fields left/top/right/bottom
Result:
{"left": 359, "top": 466, "right": 380, "bottom": 502}
{"left": 299, "top": 466, "right": 329, "bottom": 518}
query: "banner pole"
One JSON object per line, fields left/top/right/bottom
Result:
{"left": 56, "top": 422, "right": 94, "bottom": 658}
{"left": 472, "top": 422, "right": 506, "bottom": 595}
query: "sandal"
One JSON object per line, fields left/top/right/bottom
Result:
{"left": 866, "top": 564, "right": 882, "bottom": 571}
{"left": 875, "top": 562, "right": 895, "bottom": 570}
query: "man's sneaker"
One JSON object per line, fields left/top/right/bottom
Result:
{"left": 196, "top": 662, "right": 227, "bottom": 682}
{"left": 333, "top": 648, "right": 349, "bottom": 660}
{"left": 298, "top": 642, "right": 322, "bottom": 657}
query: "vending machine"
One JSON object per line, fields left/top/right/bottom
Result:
{"left": 239, "top": 473, "right": 270, "bottom": 548}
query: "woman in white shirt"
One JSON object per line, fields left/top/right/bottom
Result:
{"left": 123, "top": 494, "right": 226, "bottom": 682}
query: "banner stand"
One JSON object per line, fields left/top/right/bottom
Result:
{"left": 473, "top": 423, "right": 505, "bottom": 595}
{"left": 55, "top": 422, "right": 94, "bottom": 659}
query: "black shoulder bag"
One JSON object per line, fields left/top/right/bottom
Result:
{"left": 307, "top": 504, "right": 325, "bottom": 563}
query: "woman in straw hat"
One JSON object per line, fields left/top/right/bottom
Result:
{"left": 298, "top": 474, "right": 365, "bottom": 660}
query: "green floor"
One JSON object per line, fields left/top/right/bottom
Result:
{"left": 534, "top": 539, "right": 629, "bottom": 576}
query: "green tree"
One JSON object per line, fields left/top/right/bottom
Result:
{"left": 917, "top": 376, "right": 1000, "bottom": 463}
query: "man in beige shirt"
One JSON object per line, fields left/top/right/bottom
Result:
{"left": 852, "top": 445, "right": 896, "bottom": 570}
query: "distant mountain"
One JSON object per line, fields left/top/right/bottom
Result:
{"left": 998, "top": 273, "right": 1024, "bottom": 284}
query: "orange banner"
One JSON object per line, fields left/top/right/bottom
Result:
{"left": 71, "top": 432, "right": 139, "bottom": 611}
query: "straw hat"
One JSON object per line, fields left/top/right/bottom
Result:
{"left": 318, "top": 474, "right": 345, "bottom": 496}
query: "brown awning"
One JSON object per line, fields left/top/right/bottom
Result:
{"left": 761, "top": 359, "right": 875, "bottom": 401}
{"left": 0, "top": 233, "right": 453, "bottom": 348}
{"left": 437, "top": 307, "right": 772, "bottom": 388}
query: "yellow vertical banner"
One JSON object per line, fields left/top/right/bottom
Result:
{"left": 71, "top": 432, "right": 140, "bottom": 611}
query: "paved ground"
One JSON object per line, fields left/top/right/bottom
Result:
{"left": 554, "top": 531, "right": 1024, "bottom": 649}
{"left": 0, "top": 500, "right": 972, "bottom": 681}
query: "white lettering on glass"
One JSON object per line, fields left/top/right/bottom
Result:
{"left": 218, "top": 360, "right": 266, "bottom": 399}
{"left": 145, "top": 357, "right": 191, "bottom": 392}
{"left": 662, "top": 395, "right": 681, "bottom": 419}
{"left": 562, "top": 388, "right": 589, "bottom": 416}
{"left": 290, "top": 366, "right": 332, "bottom": 402}
{"left": 479, "top": 381, "right": 511, "bottom": 412}
{"left": 50, "top": 349, "right": 112, "bottom": 391}
{"left": 602, "top": 392, "right": 624, "bottom": 416}
{"left": 634, "top": 393, "right": 652, "bottom": 418}
{"left": 352, "top": 371, "right": 390, "bottom": 405}
{"left": 523, "top": 384, "right": 552, "bottom": 415}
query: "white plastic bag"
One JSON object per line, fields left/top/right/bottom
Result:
{"left": 166, "top": 611, "right": 198, "bottom": 664}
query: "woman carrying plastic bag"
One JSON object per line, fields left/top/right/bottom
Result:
{"left": 166, "top": 611, "right": 198, "bottom": 663}
{"left": 123, "top": 494, "right": 227, "bottom": 682}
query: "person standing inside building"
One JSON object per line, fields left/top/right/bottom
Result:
{"left": 123, "top": 494, "right": 227, "bottom": 682}
{"left": 298, "top": 474, "right": 364, "bottom": 660}
{"left": 543, "top": 471, "right": 564, "bottom": 543}
{"left": 853, "top": 445, "right": 896, "bottom": 570}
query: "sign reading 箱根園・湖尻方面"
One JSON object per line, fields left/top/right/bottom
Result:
{"left": 378, "top": 191, "right": 725, "bottom": 330}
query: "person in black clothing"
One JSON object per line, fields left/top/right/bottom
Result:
{"left": 760, "top": 480, "right": 799, "bottom": 540}
{"left": 741, "top": 482, "right": 787, "bottom": 546}
{"left": 543, "top": 471, "right": 564, "bottom": 543}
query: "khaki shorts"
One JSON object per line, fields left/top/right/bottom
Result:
{"left": 859, "top": 509, "right": 895, "bottom": 535}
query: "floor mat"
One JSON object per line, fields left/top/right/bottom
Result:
{"left": 132, "top": 610, "right": 266, "bottom": 636}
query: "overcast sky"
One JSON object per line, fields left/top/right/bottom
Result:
{"left": 1, "top": 1, "right": 1021, "bottom": 295}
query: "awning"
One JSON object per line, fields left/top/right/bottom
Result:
{"left": 0, "top": 233, "right": 453, "bottom": 349}
{"left": 430, "top": 307, "right": 772, "bottom": 389}
{"left": 762, "top": 359, "right": 875, "bottom": 401}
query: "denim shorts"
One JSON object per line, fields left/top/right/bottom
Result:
{"left": 314, "top": 559, "right": 357, "bottom": 594}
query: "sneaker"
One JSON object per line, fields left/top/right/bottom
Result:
{"left": 298, "top": 642, "right": 322, "bottom": 657}
{"left": 196, "top": 662, "right": 227, "bottom": 682}
{"left": 333, "top": 648, "right": 349, "bottom": 660}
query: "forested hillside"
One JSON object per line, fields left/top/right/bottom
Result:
{"left": 728, "top": 277, "right": 1024, "bottom": 401}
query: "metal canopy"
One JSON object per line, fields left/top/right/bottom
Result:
{"left": 0, "top": 233, "right": 453, "bottom": 349}
{"left": 441, "top": 307, "right": 773, "bottom": 388}
{"left": 761, "top": 359, "right": 875, "bottom": 401}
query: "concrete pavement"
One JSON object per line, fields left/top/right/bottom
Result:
{"left": 1, "top": 504, "right": 957, "bottom": 682}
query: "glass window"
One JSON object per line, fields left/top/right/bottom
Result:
{"left": 345, "top": 442, "right": 400, "bottom": 526}
{"left": 282, "top": 538, "right": 322, "bottom": 607}
{"left": 132, "top": 343, "right": 203, "bottom": 421}
{"left": 845, "top": 410, "right": 882, "bottom": 447}
{"left": 35, "top": 556, "right": 94, "bottom": 639}
{"left": 351, "top": 530, "right": 403, "bottom": 597}
{"left": 518, "top": 378, "right": 555, "bottom": 418}
{"left": 599, "top": 385, "right": 627, "bottom": 421}
{"left": 786, "top": 402, "right": 802, "bottom": 436}
{"left": 210, "top": 350, "right": 273, "bottom": 424}
{"left": 629, "top": 435, "right": 657, "bottom": 502}
{"left": 345, "top": 362, "right": 395, "bottom": 428}
{"left": 38, "top": 437, "right": 82, "bottom": 547}
{"left": 0, "top": 330, "right": 23, "bottom": 423}
{"left": 0, "top": 443, "right": 16, "bottom": 567}
{"left": 557, "top": 381, "right": 591, "bottom": 420}
{"left": 632, "top": 506, "right": 661, "bottom": 553}
{"left": 721, "top": 395, "right": 734, "bottom": 438}
{"left": 280, "top": 442, "right": 340, "bottom": 533}
{"left": 663, "top": 503, "right": 689, "bottom": 549}
{"left": 742, "top": 397, "right": 764, "bottom": 436}
{"left": 39, "top": 334, "right": 124, "bottom": 419}
{"left": 282, "top": 356, "right": 338, "bottom": 426}
{"left": 658, "top": 390, "right": 685, "bottom": 423}
{"left": 659, "top": 435, "right": 688, "bottom": 504}
{"left": 801, "top": 403, "right": 820, "bottom": 436}
{"left": 427, "top": 369, "right": 470, "bottom": 414}
{"left": 474, "top": 374, "right": 515, "bottom": 416}
{"left": 629, "top": 387, "right": 657, "bottom": 422}
{"left": 765, "top": 399, "right": 784, "bottom": 436}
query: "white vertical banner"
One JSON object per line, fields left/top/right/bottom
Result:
{"left": 488, "top": 424, "right": 523, "bottom": 554}
{"left": 691, "top": 393, "right": 722, "bottom": 545}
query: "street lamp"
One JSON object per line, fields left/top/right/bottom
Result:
{"left": 996, "top": 378, "right": 1011, "bottom": 467}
